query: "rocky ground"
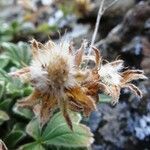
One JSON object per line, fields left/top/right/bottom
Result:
{"left": 0, "top": 0, "right": 150, "bottom": 149}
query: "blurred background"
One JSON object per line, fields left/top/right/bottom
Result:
{"left": 0, "top": 0, "right": 150, "bottom": 149}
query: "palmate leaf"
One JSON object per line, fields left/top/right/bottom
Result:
{"left": 18, "top": 119, "right": 44, "bottom": 150}
{"left": 23, "top": 112, "right": 94, "bottom": 149}
{"left": 42, "top": 112, "right": 94, "bottom": 148}
{"left": 0, "top": 42, "right": 31, "bottom": 67}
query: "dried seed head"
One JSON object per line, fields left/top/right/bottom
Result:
{"left": 30, "top": 40, "right": 76, "bottom": 92}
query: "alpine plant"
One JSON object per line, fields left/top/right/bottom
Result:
{"left": 10, "top": 39, "right": 147, "bottom": 130}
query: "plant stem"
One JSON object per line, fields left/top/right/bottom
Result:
{"left": 88, "top": 0, "right": 120, "bottom": 55}
{"left": 88, "top": 0, "right": 105, "bottom": 55}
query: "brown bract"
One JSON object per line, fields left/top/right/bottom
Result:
{"left": 10, "top": 39, "right": 147, "bottom": 130}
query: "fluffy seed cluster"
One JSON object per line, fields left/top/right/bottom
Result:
{"left": 10, "top": 39, "right": 147, "bottom": 130}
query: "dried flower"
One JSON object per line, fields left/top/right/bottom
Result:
{"left": 98, "top": 58, "right": 147, "bottom": 105}
{"left": 10, "top": 40, "right": 147, "bottom": 129}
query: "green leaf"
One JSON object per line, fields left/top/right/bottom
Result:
{"left": 0, "top": 110, "right": 9, "bottom": 125}
{"left": 36, "top": 24, "right": 57, "bottom": 33}
{"left": 99, "top": 94, "right": 112, "bottom": 103}
{"left": 5, "top": 129, "right": 26, "bottom": 147}
{"left": 0, "top": 69, "right": 11, "bottom": 82}
{"left": 11, "top": 21, "right": 20, "bottom": 30}
{"left": 42, "top": 112, "right": 81, "bottom": 137}
{"left": 0, "top": 55, "right": 9, "bottom": 68}
{"left": 0, "top": 98, "right": 12, "bottom": 111}
{"left": 25, "top": 112, "right": 93, "bottom": 148}
{"left": 42, "top": 112, "right": 94, "bottom": 148}
{"left": 26, "top": 118, "right": 41, "bottom": 140}
{"left": 6, "top": 130, "right": 25, "bottom": 146}
{"left": 0, "top": 42, "right": 31, "bottom": 67}
{"left": 18, "top": 142, "right": 45, "bottom": 150}
{"left": 6, "top": 82, "right": 23, "bottom": 98}
{"left": 0, "top": 22, "right": 13, "bottom": 42}
{"left": 47, "top": 145, "right": 89, "bottom": 150}
{"left": 13, "top": 103, "right": 33, "bottom": 120}
{"left": 17, "top": 42, "right": 31, "bottom": 65}
{"left": 0, "top": 42, "right": 21, "bottom": 67}
{"left": 23, "top": 86, "right": 33, "bottom": 96}
{"left": 0, "top": 34, "right": 13, "bottom": 42}
{"left": 0, "top": 81, "right": 5, "bottom": 99}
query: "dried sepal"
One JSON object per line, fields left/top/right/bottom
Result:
{"left": 109, "top": 60, "right": 124, "bottom": 68}
{"left": 121, "top": 70, "right": 147, "bottom": 84}
{"left": 74, "top": 43, "right": 84, "bottom": 67}
{"left": 9, "top": 67, "right": 30, "bottom": 77}
{"left": 98, "top": 83, "right": 111, "bottom": 96}
{"left": 45, "top": 40, "right": 56, "bottom": 50}
{"left": 92, "top": 46, "right": 101, "bottom": 68}
{"left": 17, "top": 90, "right": 41, "bottom": 108}
{"left": 30, "top": 39, "right": 39, "bottom": 58}
{"left": 68, "top": 99, "right": 84, "bottom": 112}
{"left": 66, "top": 86, "right": 96, "bottom": 113}
{"left": 123, "top": 83, "right": 142, "bottom": 98}
{"left": 60, "top": 98, "right": 73, "bottom": 130}
{"left": 40, "top": 95, "right": 57, "bottom": 126}
{"left": 110, "top": 85, "right": 120, "bottom": 105}
{"left": 73, "top": 70, "right": 89, "bottom": 82}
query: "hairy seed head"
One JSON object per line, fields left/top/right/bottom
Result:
{"left": 30, "top": 41, "right": 75, "bottom": 93}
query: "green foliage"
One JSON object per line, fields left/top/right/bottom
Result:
{"left": 0, "top": 41, "right": 33, "bottom": 149}
{"left": 0, "top": 110, "right": 9, "bottom": 125}
{"left": 0, "top": 21, "right": 24, "bottom": 42}
{"left": 0, "top": 21, "right": 58, "bottom": 43}
{"left": 4, "top": 123, "right": 26, "bottom": 148}
{"left": 0, "top": 41, "right": 31, "bottom": 67}
{"left": 18, "top": 112, "right": 93, "bottom": 150}
{"left": 36, "top": 23, "right": 58, "bottom": 34}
